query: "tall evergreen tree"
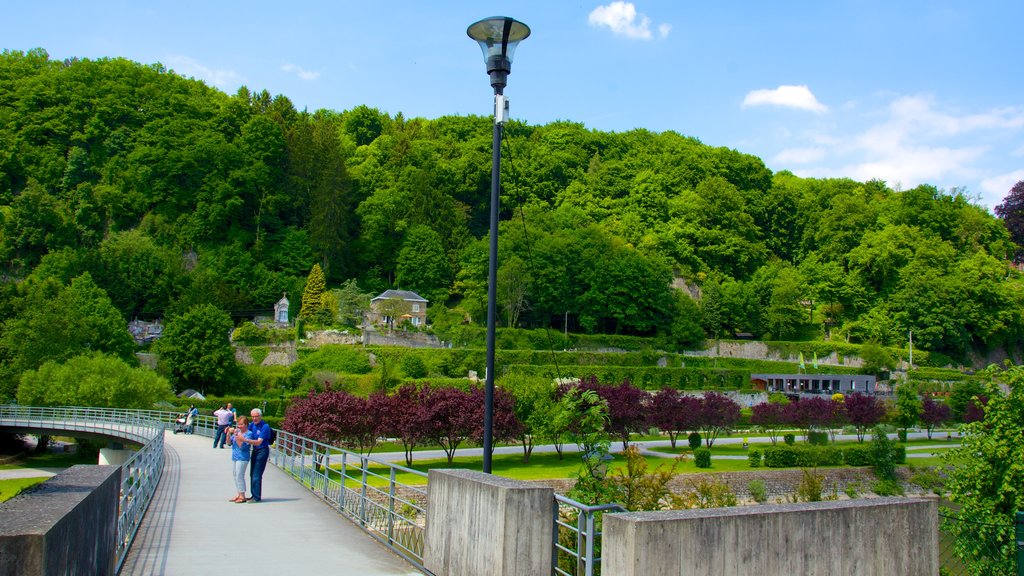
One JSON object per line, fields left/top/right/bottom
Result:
{"left": 300, "top": 263, "right": 327, "bottom": 320}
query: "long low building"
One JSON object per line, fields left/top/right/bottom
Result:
{"left": 751, "top": 373, "right": 878, "bottom": 394}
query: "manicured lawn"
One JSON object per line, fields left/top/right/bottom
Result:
{"left": 0, "top": 450, "right": 95, "bottom": 470}
{"left": 0, "top": 477, "right": 48, "bottom": 503}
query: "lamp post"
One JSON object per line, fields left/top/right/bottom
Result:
{"left": 467, "top": 16, "right": 530, "bottom": 473}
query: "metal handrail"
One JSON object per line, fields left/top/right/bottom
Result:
{"left": 270, "top": 429, "right": 430, "bottom": 571}
{"left": 0, "top": 405, "right": 165, "bottom": 574}
{"left": 553, "top": 493, "right": 626, "bottom": 576}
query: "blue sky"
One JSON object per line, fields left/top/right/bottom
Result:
{"left": 5, "top": 1, "right": 1023, "bottom": 209}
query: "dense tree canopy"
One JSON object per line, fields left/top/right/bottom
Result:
{"left": 0, "top": 49, "right": 1021, "bottom": 366}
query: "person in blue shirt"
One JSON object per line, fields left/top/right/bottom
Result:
{"left": 228, "top": 416, "right": 254, "bottom": 503}
{"left": 246, "top": 408, "right": 272, "bottom": 503}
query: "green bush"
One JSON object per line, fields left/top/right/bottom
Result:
{"left": 694, "top": 448, "right": 712, "bottom": 468}
{"left": 747, "top": 479, "right": 768, "bottom": 504}
{"left": 783, "top": 433, "right": 795, "bottom": 446}
{"left": 400, "top": 355, "right": 428, "bottom": 379}
{"left": 688, "top": 432, "right": 702, "bottom": 450}
{"left": 872, "top": 478, "right": 904, "bottom": 496}
{"left": 232, "top": 322, "right": 268, "bottom": 344}
{"left": 897, "top": 429, "right": 907, "bottom": 443}
{"left": 764, "top": 446, "right": 798, "bottom": 468}
{"left": 764, "top": 446, "right": 842, "bottom": 468}
{"left": 748, "top": 449, "right": 763, "bottom": 468}
{"left": 843, "top": 445, "right": 873, "bottom": 466}
{"left": 807, "top": 431, "right": 829, "bottom": 446}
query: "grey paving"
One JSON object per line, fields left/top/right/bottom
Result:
{"left": 0, "top": 467, "right": 60, "bottom": 480}
{"left": 120, "top": 432, "right": 422, "bottom": 576}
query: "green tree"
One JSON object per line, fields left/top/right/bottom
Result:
{"left": 943, "top": 366, "right": 1024, "bottom": 575}
{"left": 156, "top": 303, "right": 237, "bottom": 396}
{"left": 0, "top": 273, "right": 135, "bottom": 400}
{"left": 395, "top": 225, "right": 450, "bottom": 304}
{"left": 18, "top": 353, "right": 171, "bottom": 408}
{"left": 300, "top": 263, "right": 327, "bottom": 321}
{"left": 892, "top": 382, "right": 922, "bottom": 434}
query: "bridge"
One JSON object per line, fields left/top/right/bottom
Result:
{"left": 0, "top": 405, "right": 942, "bottom": 576}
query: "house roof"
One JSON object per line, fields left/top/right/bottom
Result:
{"left": 371, "top": 289, "right": 428, "bottom": 303}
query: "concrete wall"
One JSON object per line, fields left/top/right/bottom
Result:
{"left": 423, "top": 470, "right": 553, "bottom": 576}
{"left": 0, "top": 465, "right": 122, "bottom": 576}
{"left": 603, "top": 497, "right": 938, "bottom": 576}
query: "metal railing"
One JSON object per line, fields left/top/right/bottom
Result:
{"left": 0, "top": 405, "right": 165, "bottom": 574}
{"left": 270, "top": 430, "right": 429, "bottom": 571}
{"left": 553, "top": 494, "right": 626, "bottom": 576}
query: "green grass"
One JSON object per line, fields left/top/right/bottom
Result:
{"left": 0, "top": 477, "right": 48, "bottom": 503}
{"left": 0, "top": 450, "right": 96, "bottom": 470}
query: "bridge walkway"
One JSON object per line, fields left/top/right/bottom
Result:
{"left": 120, "top": 431, "right": 422, "bottom": 576}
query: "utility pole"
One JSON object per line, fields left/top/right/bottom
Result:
{"left": 908, "top": 330, "right": 913, "bottom": 369}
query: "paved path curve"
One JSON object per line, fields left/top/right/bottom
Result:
{"left": 120, "top": 432, "right": 422, "bottom": 576}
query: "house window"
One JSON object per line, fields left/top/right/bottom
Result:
{"left": 412, "top": 304, "right": 420, "bottom": 313}
{"left": 383, "top": 315, "right": 393, "bottom": 325}
{"left": 411, "top": 317, "right": 421, "bottom": 326}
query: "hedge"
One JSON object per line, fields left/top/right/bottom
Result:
{"left": 763, "top": 445, "right": 843, "bottom": 468}
{"left": 503, "top": 364, "right": 750, "bottom": 391}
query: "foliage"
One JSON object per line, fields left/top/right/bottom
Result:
{"left": 419, "top": 384, "right": 482, "bottom": 464}
{"left": 943, "top": 366, "right": 1024, "bottom": 575}
{"left": 232, "top": 321, "right": 268, "bottom": 344}
{"left": 748, "top": 449, "right": 762, "bottom": 468}
{"left": 697, "top": 391, "right": 741, "bottom": 447}
{"left": 687, "top": 432, "right": 701, "bottom": 450}
{"left": 648, "top": 388, "right": 700, "bottom": 448}
{"left": 693, "top": 447, "right": 711, "bottom": 468}
{"left": 299, "top": 264, "right": 328, "bottom": 321}
{"left": 792, "top": 469, "right": 836, "bottom": 503}
{"left": 17, "top": 352, "right": 171, "bottom": 408}
{"left": 920, "top": 398, "right": 951, "bottom": 439}
{"left": 870, "top": 426, "right": 899, "bottom": 481}
{"left": 783, "top": 433, "right": 795, "bottom": 446}
{"left": 669, "top": 478, "right": 737, "bottom": 509}
{"left": 400, "top": 354, "right": 427, "bottom": 379}
{"left": 750, "top": 401, "right": 786, "bottom": 444}
{"left": 994, "top": 180, "right": 1024, "bottom": 261}
{"left": 282, "top": 386, "right": 383, "bottom": 455}
{"left": 747, "top": 479, "right": 768, "bottom": 504}
{"left": 607, "top": 445, "right": 684, "bottom": 511}
{"left": 892, "top": 382, "right": 923, "bottom": 431}
{"left": 155, "top": 303, "right": 237, "bottom": 396}
{"left": 843, "top": 392, "right": 886, "bottom": 441}
{"left": 576, "top": 376, "right": 648, "bottom": 449}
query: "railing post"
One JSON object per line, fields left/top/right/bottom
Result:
{"left": 340, "top": 452, "right": 348, "bottom": 511}
{"left": 576, "top": 510, "right": 585, "bottom": 576}
{"left": 388, "top": 468, "right": 397, "bottom": 544}
{"left": 1016, "top": 511, "right": 1024, "bottom": 576}
{"left": 585, "top": 511, "right": 596, "bottom": 576}
{"left": 360, "top": 456, "right": 369, "bottom": 527}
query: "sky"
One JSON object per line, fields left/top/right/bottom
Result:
{"left": 4, "top": 1, "right": 1023, "bottom": 210}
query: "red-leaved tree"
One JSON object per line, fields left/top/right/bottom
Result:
{"left": 750, "top": 402, "right": 787, "bottom": 445}
{"left": 698, "top": 392, "right": 741, "bottom": 448}
{"left": 648, "top": 388, "right": 701, "bottom": 448}
{"left": 921, "top": 398, "right": 952, "bottom": 439}
{"left": 471, "top": 386, "right": 524, "bottom": 458}
{"left": 844, "top": 393, "right": 886, "bottom": 442}
{"left": 283, "top": 386, "right": 384, "bottom": 464}
{"left": 379, "top": 383, "right": 429, "bottom": 466}
{"left": 420, "top": 384, "right": 480, "bottom": 464}
{"left": 578, "top": 376, "right": 648, "bottom": 449}
{"left": 786, "top": 396, "right": 845, "bottom": 441}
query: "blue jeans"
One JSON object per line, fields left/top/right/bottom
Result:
{"left": 213, "top": 425, "right": 228, "bottom": 448}
{"left": 249, "top": 448, "right": 269, "bottom": 501}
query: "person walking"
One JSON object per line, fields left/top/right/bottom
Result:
{"left": 185, "top": 404, "right": 198, "bottom": 434}
{"left": 247, "top": 408, "right": 272, "bottom": 503}
{"left": 228, "top": 416, "right": 254, "bottom": 503}
{"left": 213, "top": 405, "right": 233, "bottom": 448}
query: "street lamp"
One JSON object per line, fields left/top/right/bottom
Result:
{"left": 467, "top": 16, "right": 530, "bottom": 474}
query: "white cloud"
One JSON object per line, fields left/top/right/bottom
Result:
{"left": 281, "top": 63, "right": 320, "bottom": 81}
{"left": 588, "top": 2, "right": 670, "bottom": 40}
{"left": 766, "top": 94, "right": 1024, "bottom": 209}
{"left": 773, "top": 147, "right": 826, "bottom": 164}
{"left": 742, "top": 85, "right": 828, "bottom": 114}
{"left": 166, "top": 55, "right": 241, "bottom": 88}
{"left": 981, "top": 170, "right": 1024, "bottom": 206}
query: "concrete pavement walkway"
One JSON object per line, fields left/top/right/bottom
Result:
{"left": 120, "top": 432, "right": 422, "bottom": 576}
{"left": 0, "top": 467, "right": 61, "bottom": 480}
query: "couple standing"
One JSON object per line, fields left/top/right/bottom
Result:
{"left": 228, "top": 408, "right": 271, "bottom": 503}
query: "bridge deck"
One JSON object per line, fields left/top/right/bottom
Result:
{"left": 120, "top": 432, "right": 422, "bottom": 576}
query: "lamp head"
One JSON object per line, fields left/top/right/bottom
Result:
{"left": 467, "top": 16, "right": 530, "bottom": 92}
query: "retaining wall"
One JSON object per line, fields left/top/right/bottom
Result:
{"left": 0, "top": 465, "right": 122, "bottom": 576}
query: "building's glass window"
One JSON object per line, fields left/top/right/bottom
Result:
{"left": 412, "top": 304, "right": 420, "bottom": 312}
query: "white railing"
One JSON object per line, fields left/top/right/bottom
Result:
{"left": 0, "top": 405, "right": 165, "bottom": 574}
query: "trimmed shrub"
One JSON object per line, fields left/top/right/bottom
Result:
{"left": 764, "top": 446, "right": 799, "bottom": 468}
{"left": 748, "top": 449, "right": 763, "bottom": 468}
{"left": 688, "top": 432, "right": 702, "bottom": 450}
{"left": 694, "top": 447, "right": 712, "bottom": 468}
{"left": 764, "top": 446, "right": 842, "bottom": 468}
{"left": 783, "top": 433, "right": 796, "bottom": 446}
{"left": 807, "top": 431, "right": 829, "bottom": 446}
{"left": 843, "top": 445, "right": 873, "bottom": 466}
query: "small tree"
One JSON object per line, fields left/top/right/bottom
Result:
{"left": 844, "top": 393, "right": 886, "bottom": 442}
{"left": 18, "top": 352, "right": 172, "bottom": 409}
{"left": 649, "top": 389, "right": 701, "bottom": 448}
{"left": 300, "top": 263, "right": 327, "bottom": 321}
{"left": 697, "top": 392, "right": 741, "bottom": 448}
{"left": 892, "top": 382, "right": 923, "bottom": 435}
{"left": 750, "top": 402, "right": 786, "bottom": 445}
{"left": 379, "top": 383, "right": 429, "bottom": 466}
{"left": 156, "top": 303, "right": 236, "bottom": 396}
{"left": 420, "top": 384, "right": 480, "bottom": 464}
{"left": 920, "top": 398, "right": 951, "bottom": 440}
{"left": 578, "top": 376, "right": 648, "bottom": 450}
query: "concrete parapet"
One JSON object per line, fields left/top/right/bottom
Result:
{"left": 603, "top": 497, "right": 938, "bottom": 576}
{"left": 424, "top": 469, "right": 553, "bottom": 576}
{"left": 0, "top": 465, "right": 122, "bottom": 576}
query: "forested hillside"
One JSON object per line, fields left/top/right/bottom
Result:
{"left": 1, "top": 48, "right": 1021, "bottom": 397}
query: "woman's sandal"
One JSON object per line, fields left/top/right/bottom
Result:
{"left": 230, "top": 497, "right": 245, "bottom": 503}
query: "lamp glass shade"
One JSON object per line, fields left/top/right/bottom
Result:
{"left": 467, "top": 17, "right": 530, "bottom": 64}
